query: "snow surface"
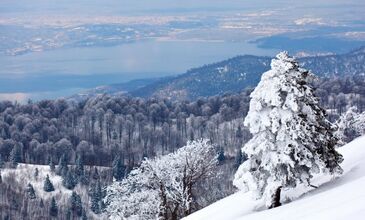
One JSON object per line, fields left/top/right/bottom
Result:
{"left": 184, "top": 136, "right": 365, "bottom": 220}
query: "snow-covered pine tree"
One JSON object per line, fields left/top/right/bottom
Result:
{"left": 90, "top": 180, "right": 103, "bottom": 214}
{"left": 26, "top": 183, "right": 36, "bottom": 199}
{"left": 43, "top": 174, "right": 55, "bottom": 192}
{"left": 63, "top": 170, "right": 77, "bottom": 190}
{"left": 112, "top": 155, "right": 125, "bottom": 181}
{"left": 233, "top": 52, "right": 343, "bottom": 208}
{"left": 49, "top": 197, "right": 58, "bottom": 217}
{"left": 0, "top": 154, "right": 5, "bottom": 168}
{"left": 57, "top": 154, "right": 68, "bottom": 176}
{"left": 69, "top": 191, "right": 83, "bottom": 217}
{"left": 9, "top": 144, "right": 22, "bottom": 168}
{"left": 335, "top": 106, "right": 365, "bottom": 143}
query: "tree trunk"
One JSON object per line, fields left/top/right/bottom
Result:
{"left": 269, "top": 186, "right": 282, "bottom": 209}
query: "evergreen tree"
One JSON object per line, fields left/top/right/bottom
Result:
{"left": 40, "top": 199, "right": 44, "bottom": 208}
{"left": 90, "top": 180, "right": 103, "bottom": 214}
{"left": 75, "top": 154, "right": 87, "bottom": 184}
{"left": 112, "top": 155, "right": 125, "bottom": 181}
{"left": 9, "top": 145, "right": 22, "bottom": 168}
{"left": 49, "top": 197, "right": 58, "bottom": 217}
{"left": 43, "top": 175, "right": 55, "bottom": 192}
{"left": 69, "top": 191, "right": 83, "bottom": 216}
{"left": 57, "top": 154, "right": 68, "bottom": 176}
{"left": 62, "top": 170, "right": 77, "bottom": 190}
{"left": 49, "top": 157, "right": 56, "bottom": 173}
{"left": 0, "top": 154, "right": 5, "bottom": 168}
{"left": 92, "top": 167, "right": 100, "bottom": 180}
{"left": 217, "top": 148, "right": 226, "bottom": 165}
{"left": 34, "top": 168, "right": 39, "bottom": 179}
{"left": 233, "top": 52, "right": 343, "bottom": 208}
{"left": 26, "top": 183, "right": 36, "bottom": 199}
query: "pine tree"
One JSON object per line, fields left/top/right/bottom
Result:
{"left": 233, "top": 52, "right": 343, "bottom": 208}
{"left": 112, "top": 155, "right": 125, "bottom": 181}
{"left": 49, "top": 157, "right": 56, "bottom": 173}
{"left": 26, "top": 183, "right": 36, "bottom": 199}
{"left": 57, "top": 154, "right": 68, "bottom": 176}
{"left": 43, "top": 175, "right": 55, "bottom": 192}
{"left": 9, "top": 145, "right": 22, "bottom": 168}
{"left": 90, "top": 180, "right": 103, "bottom": 214}
{"left": 70, "top": 191, "right": 83, "bottom": 216}
{"left": 62, "top": 170, "right": 77, "bottom": 190}
{"left": 34, "top": 168, "right": 39, "bottom": 179}
{"left": 40, "top": 199, "right": 44, "bottom": 208}
{"left": 92, "top": 167, "right": 100, "bottom": 180}
{"left": 217, "top": 148, "right": 226, "bottom": 165}
{"left": 75, "top": 154, "right": 87, "bottom": 184}
{"left": 0, "top": 154, "right": 5, "bottom": 168}
{"left": 49, "top": 197, "right": 58, "bottom": 217}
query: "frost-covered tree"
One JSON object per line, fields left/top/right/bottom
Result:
{"left": 69, "top": 191, "right": 83, "bottom": 217}
{"left": 233, "top": 52, "right": 343, "bottom": 208}
{"left": 26, "top": 183, "right": 36, "bottom": 199}
{"left": 49, "top": 157, "right": 56, "bottom": 173}
{"left": 43, "top": 174, "right": 55, "bottom": 192}
{"left": 0, "top": 154, "right": 4, "bottom": 168}
{"left": 49, "top": 197, "right": 58, "bottom": 217}
{"left": 335, "top": 107, "right": 365, "bottom": 143}
{"left": 63, "top": 170, "right": 77, "bottom": 190}
{"left": 57, "top": 154, "right": 68, "bottom": 176}
{"left": 112, "top": 155, "right": 125, "bottom": 181}
{"left": 90, "top": 180, "right": 104, "bottom": 214}
{"left": 104, "top": 139, "right": 218, "bottom": 220}
{"left": 9, "top": 144, "right": 22, "bottom": 168}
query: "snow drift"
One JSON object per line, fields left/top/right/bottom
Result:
{"left": 184, "top": 136, "right": 365, "bottom": 220}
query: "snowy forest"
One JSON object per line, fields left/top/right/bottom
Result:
{"left": 0, "top": 55, "right": 365, "bottom": 219}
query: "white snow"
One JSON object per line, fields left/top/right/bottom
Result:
{"left": 184, "top": 135, "right": 365, "bottom": 220}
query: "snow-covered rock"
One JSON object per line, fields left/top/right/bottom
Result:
{"left": 184, "top": 135, "right": 365, "bottom": 220}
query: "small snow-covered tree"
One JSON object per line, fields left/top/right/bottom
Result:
{"left": 49, "top": 197, "right": 58, "bottom": 217}
{"left": 233, "top": 52, "right": 343, "bottom": 208}
{"left": 69, "top": 191, "right": 83, "bottom": 217}
{"left": 104, "top": 139, "right": 218, "bottom": 220}
{"left": 0, "top": 154, "right": 5, "bottom": 168}
{"left": 26, "top": 183, "right": 36, "bottom": 199}
{"left": 63, "top": 170, "right": 77, "bottom": 190}
{"left": 90, "top": 180, "right": 104, "bottom": 214}
{"left": 43, "top": 175, "right": 55, "bottom": 192}
{"left": 335, "top": 106, "right": 365, "bottom": 143}
{"left": 112, "top": 155, "right": 125, "bottom": 181}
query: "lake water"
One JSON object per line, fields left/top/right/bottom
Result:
{"left": 0, "top": 40, "right": 278, "bottom": 101}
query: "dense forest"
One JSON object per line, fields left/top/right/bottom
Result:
{"left": 0, "top": 74, "right": 364, "bottom": 219}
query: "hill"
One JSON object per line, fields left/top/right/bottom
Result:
{"left": 184, "top": 136, "right": 365, "bottom": 220}
{"left": 129, "top": 47, "right": 365, "bottom": 100}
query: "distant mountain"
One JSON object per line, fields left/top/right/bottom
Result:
{"left": 129, "top": 47, "right": 365, "bottom": 100}
{"left": 73, "top": 46, "right": 365, "bottom": 101}
{"left": 69, "top": 77, "right": 170, "bottom": 101}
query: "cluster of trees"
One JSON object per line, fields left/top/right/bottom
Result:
{"left": 105, "top": 139, "right": 218, "bottom": 220}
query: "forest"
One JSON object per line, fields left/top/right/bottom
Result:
{"left": 0, "top": 74, "right": 364, "bottom": 219}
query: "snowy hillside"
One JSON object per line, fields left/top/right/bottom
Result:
{"left": 185, "top": 136, "right": 365, "bottom": 220}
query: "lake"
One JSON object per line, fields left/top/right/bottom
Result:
{"left": 0, "top": 40, "right": 278, "bottom": 102}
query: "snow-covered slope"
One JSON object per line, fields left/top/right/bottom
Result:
{"left": 185, "top": 136, "right": 365, "bottom": 220}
